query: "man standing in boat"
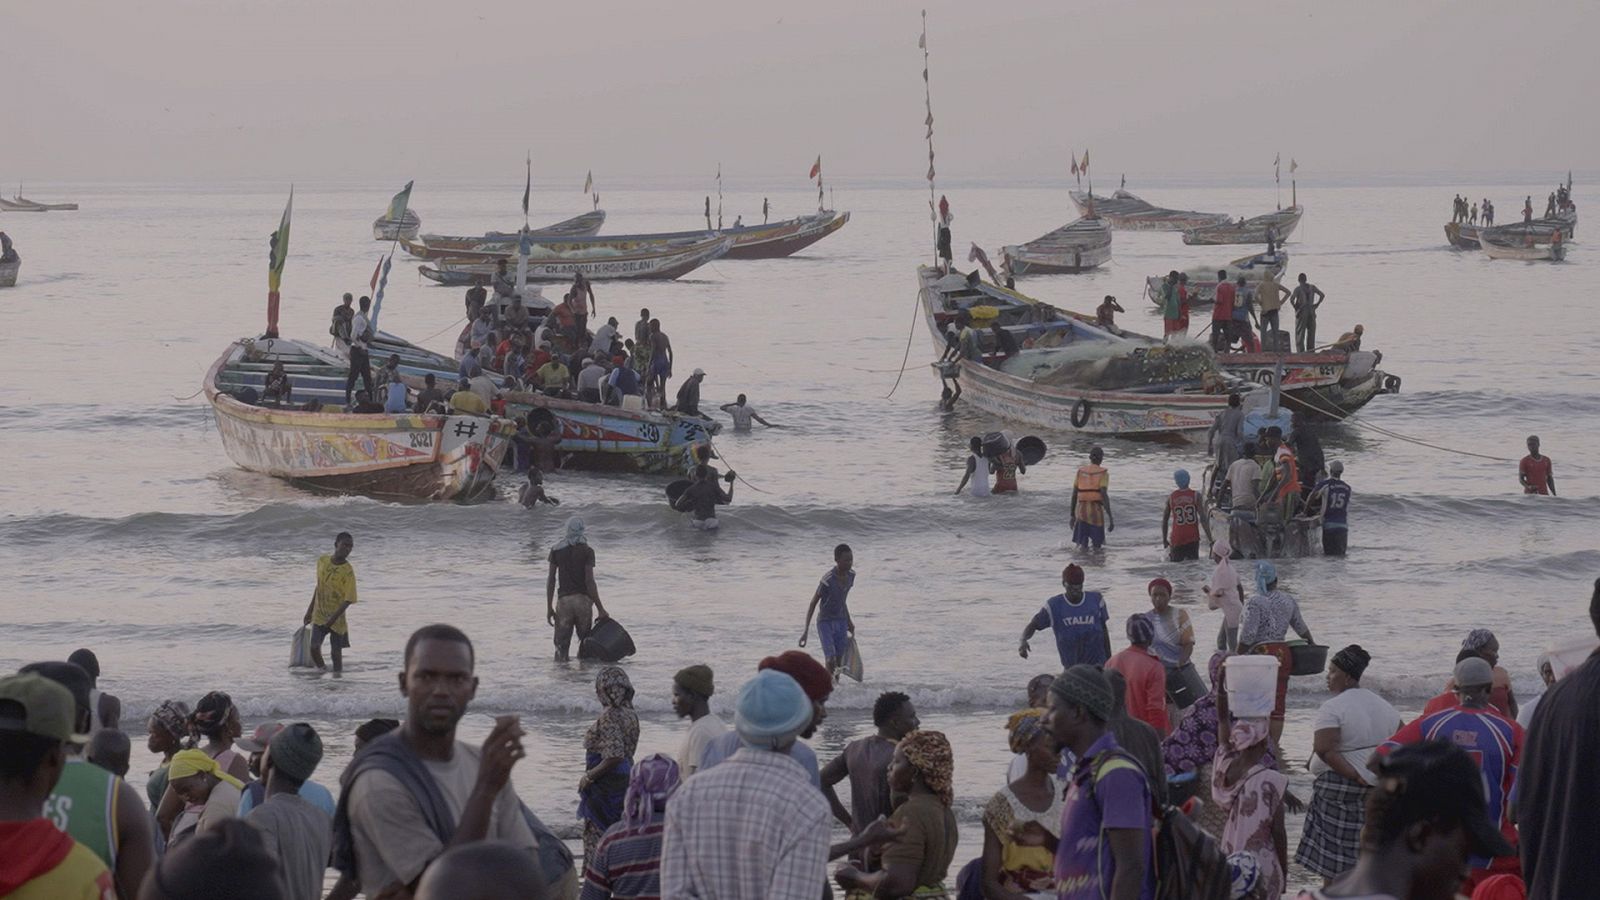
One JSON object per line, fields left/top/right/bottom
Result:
{"left": 344, "top": 296, "right": 375, "bottom": 406}
{"left": 763, "top": 198, "right": 770, "bottom": 224}
{"left": 1210, "top": 270, "right": 1236, "bottom": 352}
{"left": 303, "top": 532, "right": 357, "bottom": 674}
{"left": 647, "top": 319, "right": 673, "bottom": 410}
{"left": 1069, "top": 446, "right": 1113, "bottom": 550}
{"left": 1519, "top": 436, "right": 1556, "bottom": 496}
{"left": 1290, "top": 273, "right": 1326, "bottom": 353}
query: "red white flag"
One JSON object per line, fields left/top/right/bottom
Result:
{"left": 370, "top": 257, "right": 382, "bottom": 292}
{"left": 809, "top": 155, "right": 822, "bottom": 180}
{"left": 1071, "top": 157, "right": 1079, "bottom": 177}
{"left": 1080, "top": 150, "right": 1089, "bottom": 174}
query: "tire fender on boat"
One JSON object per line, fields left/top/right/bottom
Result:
{"left": 1382, "top": 374, "right": 1402, "bottom": 394}
{"left": 1071, "top": 398, "right": 1092, "bottom": 429}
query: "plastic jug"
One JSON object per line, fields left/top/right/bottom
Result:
{"left": 1225, "top": 655, "right": 1280, "bottom": 717}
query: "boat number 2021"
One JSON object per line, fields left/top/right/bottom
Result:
{"left": 410, "top": 432, "right": 435, "bottom": 449}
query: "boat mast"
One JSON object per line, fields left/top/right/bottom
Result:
{"left": 716, "top": 163, "right": 723, "bottom": 230}
{"left": 921, "top": 10, "right": 938, "bottom": 265}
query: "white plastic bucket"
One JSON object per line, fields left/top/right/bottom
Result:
{"left": 621, "top": 395, "right": 645, "bottom": 411}
{"left": 1226, "top": 655, "right": 1280, "bottom": 717}
{"left": 1542, "top": 637, "right": 1598, "bottom": 680}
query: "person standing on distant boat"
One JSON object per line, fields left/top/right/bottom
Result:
{"left": 647, "top": 319, "right": 673, "bottom": 410}
{"left": 936, "top": 222, "right": 953, "bottom": 274}
{"left": 330, "top": 293, "right": 354, "bottom": 344}
{"left": 632, "top": 307, "right": 653, "bottom": 376}
{"left": 1291, "top": 273, "right": 1326, "bottom": 353}
{"left": 1161, "top": 469, "right": 1208, "bottom": 561}
{"left": 1211, "top": 269, "right": 1237, "bottom": 352}
{"left": 1483, "top": 198, "right": 1494, "bottom": 226}
{"left": 799, "top": 544, "right": 857, "bottom": 678}
{"left": 1161, "top": 273, "right": 1184, "bottom": 341}
{"left": 1519, "top": 435, "right": 1556, "bottom": 496}
{"left": 343, "top": 296, "right": 375, "bottom": 405}
{"left": 303, "top": 532, "right": 357, "bottom": 674}
{"left": 763, "top": 197, "right": 770, "bottom": 224}
{"left": 1524, "top": 196, "right": 1534, "bottom": 223}
{"left": 1471, "top": 202, "right": 1479, "bottom": 225}
{"left": 1256, "top": 272, "right": 1291, "bottom": 342}
{"left": 1069, "top": 446, "right": 1113, "bottom": 550}
{"left": 720, "top": 394, "right": 775, "bottom": 431}
{"left": 569, "top": 272, "right": 594, "bottom": 347}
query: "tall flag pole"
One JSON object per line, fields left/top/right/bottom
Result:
{"left": 1274, "top": 152, "right": 1281, "bottom": 210}
{"left": 370, "top": 251, "right": 394, "bottom": 333}
{"left": 716, "top": 163, "right": 723, "bottom": 231}
{"left": 1071, "top": 151, "right": 1080, "bottom": 186}
{"left": 1289, "top": 158, "right": 1298, "bottom": 208}
{"left": 1082, "top": 150, "right": 1090, "bottom": 196}
{"left": 921, "top": 9, "right": 939, "bottom": 262}
{"left": 522, "top": 152, "right": 532, "bottom": 228}
{"left": 265, "top": 187, "right": 293, "bottom": 339}
{"left": 810, "top": 154, "right": 824, "bottom": 211}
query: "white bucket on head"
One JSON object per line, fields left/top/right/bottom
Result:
{"left": 1226, "top": 655, "right": 1280, "bottom": 717}
{"left": 1543, "top": 637, "right": 1599, "bottom": 680}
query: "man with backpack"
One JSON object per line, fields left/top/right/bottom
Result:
{"left": 1045, "top": 665, "right": 1154, "bottom": 899}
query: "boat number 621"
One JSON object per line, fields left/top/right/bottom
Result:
{"left": 637, "top": 423, "right": 661, "bottom": 442}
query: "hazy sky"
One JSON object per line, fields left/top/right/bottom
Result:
{"left": 7, "top": 0, "right": 1596, "bottom": 183}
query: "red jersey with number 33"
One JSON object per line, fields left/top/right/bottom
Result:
{"left": 1168, "top": 488, "right": 1200, "bottom": 545}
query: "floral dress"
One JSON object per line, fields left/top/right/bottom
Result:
{"left": 579, "top": 667, "right": 639, "bottom": 863}
{"left": 1211, "top": 746, "right": 1287, "bottom": 900}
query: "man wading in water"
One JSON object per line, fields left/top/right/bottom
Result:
{"left": 304, "top": 533, "right": 357, "bottom": 674}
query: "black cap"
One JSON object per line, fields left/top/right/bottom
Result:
{"left": 1373, "top": 740, "right": 1514, "bottom": 859}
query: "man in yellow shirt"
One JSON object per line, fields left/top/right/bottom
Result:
{"left": 449, "top": 378, "right": 489, "bottom": 415}
{"left": 537, "top": 356, "right": 571, "bottom": 396}
{"left": 0, "top": 673, "right": 117, "bottom": 900}
{"left": 303, "top": 532, "right": 357, "bottom": 674}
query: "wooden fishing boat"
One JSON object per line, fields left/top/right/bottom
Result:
{"left": 358, "top": 333, "right": 721, "bottom": 475}
{"left": 204, "top": 337, "right": 513, "bottom": 501}
{"left": 974, "top": 271, "right": 1396, "bottom": 419}
{"left": 1182, "top": 206, "right": 1302, "bottom": 246}
{"left": 1068, "top": 189, "right": 1231, "bottom": 231}
{"left": 1444, "top": 221, "right": 1482, "bottom": 250}
{"left": 402, "top": 210, "right": 611, "bottom": 255}
{"left": 1480, "top": 234, "right": 1567, "bottom": 261}
{"left": 1001, "top": 216, "right": 1112, "bottom": 275}
{"left": 419, "top": 235, "right": 733, "bottom": 284}
{"left": 0, "top": 259, "right": 18, "bottom": 288}
{"left": 1144, "top": 251, "right": 1288, "bottom": 308}
{"left": 13, "top": 195, "right": 78, "bottom": 211}
{"left": 372, "top": 208, "right": 422, "bottom": 241}
{"left": 919, "top": 267, "right": 1250, "bottom": 436}
{"left": 0, "top": 197, "right": 47, "bottom": 212}
{"left": 405, "top": 210, "right": 843, "bottom": 262}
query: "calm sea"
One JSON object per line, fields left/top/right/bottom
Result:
{"left": 2, "top": 175, "right": 1594, "bottom": 892}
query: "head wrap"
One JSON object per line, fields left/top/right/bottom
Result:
{"left": 622, "top": 753, "right": 681, "bottom": 831}
{"left": 595, "top": 666, "right": 634, "bottom": 708}
{"left": 1126, "top": 613, "right": 1155, "bottom": 646}
{"left": 1173, "top": 469, "right": 1191, "bottom": 489}
{"left": 1147, "top": 578, "right": 1172, "bottom": 597}
{"left": 1331, "top": 645, "right": 1372, "bottom": 681}
{"left": 1062, "top": 564, "right": 1085, "bottom": 586}
{"left": 673, "top": 665, "right": 714, "bottom": 699}
{"left": 1254, "top": 560, "right": 1277, "bottom": 596}
{"left": 735, "top": 670, "right": 812, "bottom": 748}
{"left": 267, "top": 723, "right": 323, "bottom": 783}
{"left": 758, "top": 650, "right": 832, "bottom": 702}
{"left": 167, "top": 748, "right": 245, "bottom": 789}
{"left": 899, "top": 730, "right": 955, "bottom": 807}
{"left": 190, "top": 691, "right": 235, "bottom": 740}
{"left": 1005, "top": 708, "right": 1047, "bottom": 754}
{"left": 554, "top": 517, "right": 587, "bottom": 550}
{"left": 1050, "top": 665, "right": 1112, "bottom": 722}
{"left": 151, "top": 699, "right": 192, "bottom": 742}
{"left": 1462, "top": 629, "right": 1496, "bottom": 652}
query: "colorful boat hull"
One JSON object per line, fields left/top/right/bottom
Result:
{"left": 1068, "top": 189, "right": 1231, "bottom": 231}
{"left": 205, "top": 339, "right": 512, "bottom": 501}
{"left": 1182, "top": 206, "right": 1303, "bottom": 245}
{"left": 1001, "top": 216, "right": 1113, "bottom": 275}
{"left": 402, "top": 210, "right": 609, "bottom": 255}
{"left": 419, "top": 236, "right": 733, "bottom": 284}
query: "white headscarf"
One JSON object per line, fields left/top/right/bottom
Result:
{"left": 554, "top": 516, "right": 587, "bottom": 550}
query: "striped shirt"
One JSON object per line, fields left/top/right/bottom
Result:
{"left": 582, "top": 815, "right": 665, "bottom": 900}
{"left": 660, "top": 748, "right": 829, "bottom": 900}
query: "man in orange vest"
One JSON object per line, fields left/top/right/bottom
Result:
{"left": 1069, "top": 447, "right": 1113, "bottom": 549}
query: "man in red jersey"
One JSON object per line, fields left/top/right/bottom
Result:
{"left": 1518, "top": 435, "right": 1555, "bottom": 496}
{"left": 1160, "top": 469, "right": 1208, "bottom": 561}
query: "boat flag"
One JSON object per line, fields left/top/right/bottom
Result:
{"left": 583, "top": 170, "right": 593, "bottom": 194}
{"left": 265, "top": 187, "right": 292, "bottom": 339}
{"left": 369, "top": 256, "right": 382, "bottom": 292}
{"left": 968, "top": 243, "right": 999, "bottom": 283}
{"left": 384, "top": 181, "right": 413, "bottom": 223}
{"left": 1290, "top": 158, "right": 1298, "bottom": 174}
{"left": 370, "top": 252, "right": 394, "bottom": 332}
{"left": 521, "top": 153, "right": 531, "bottom": 221}
{"left": 1274, "top": 152, "right": 1281, "bottom": 184}
{"left": 1071, "top": 154, "right": 1080, "bottom": 180}
{"left": 1080, "top": 150, "right": 1089, "bottom": 174}
{"left": 810, "top": 155, "right": 822, "bottom": 180}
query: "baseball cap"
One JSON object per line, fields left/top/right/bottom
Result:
{"left": 1371, "top": 740, "right": 1515, "bottom": 859}
{"left": 692, "top": 368, "right": 705, "bottom": 377}
{"left": 0, "top": 673, "right": 87, "bottom": 744}
{"left": 236, "top": 721, "right": 284, "bottom": 753}
{"left": 1453, "top": 657, "right": 1494, "bottom": 689}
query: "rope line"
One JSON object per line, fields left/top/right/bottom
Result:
{"left": 884, "top": 288, "right": 923, "bottom": 400}
{"left": 701, "top": 432, "right": 770, "bottom": 494}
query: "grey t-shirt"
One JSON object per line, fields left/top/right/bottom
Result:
{"left": 347, "top": 741, "right": 537, "bottom": 895}
{"left": 248, "top": 793, "right": 332, "bottom": 900}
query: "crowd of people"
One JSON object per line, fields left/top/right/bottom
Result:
{"left": 1451, "top": 184, "right": 1575, "bottom": 227}
{"left": 5, "top": 578, "right": 1596, "bottom": 899}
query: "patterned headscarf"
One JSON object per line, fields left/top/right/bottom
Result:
{"left": 1005, "top": 708, "right": 1047, "bottom": 754}
{"left": 622, "top": 753, "right": 680, "bottom": 831}
{"left": 1462, "top": 629, "right": 1497, "bottom": 652}
{"left": 899, "top": 730, "right": 955, "bottom": 807}
{"left": 1254, "top": 560, "right": 1278, "bottom": 596}
{"left": 1126, "top": 613, "right": 1155, "bottom": 646}
{"left": 191, "top": 691, "right": 236, "bottom": 740}
{"left": 595, "top": 666, "right": 634, "bottom": 708}
{"left": 151, "top": 700, "right": 192, "bottom": 743}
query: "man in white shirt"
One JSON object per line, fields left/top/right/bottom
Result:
{"left": 672, "top": 665, "right": 725, "bottom": 776}
{"left": 719, "top": 394, "right": 775, "bottom": 431}
{"left": 576, "top": 357, "right": 608, "bottom": 404}
{"left": 589, "top": 317, "right": 620, "bottom": 357}
{"left": 345, "top": 295, "right": 375, "bottom": 405}
{"left": 1225, "top": 441, "right": 1262, "bottom": 511}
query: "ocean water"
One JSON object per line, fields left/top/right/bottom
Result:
{"left": 1, "top": 175, "right": 1595, "bottom": 892}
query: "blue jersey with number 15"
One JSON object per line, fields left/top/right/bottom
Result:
{"left": 1316, "top": 478, "right": 1351, "bottom": 529}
